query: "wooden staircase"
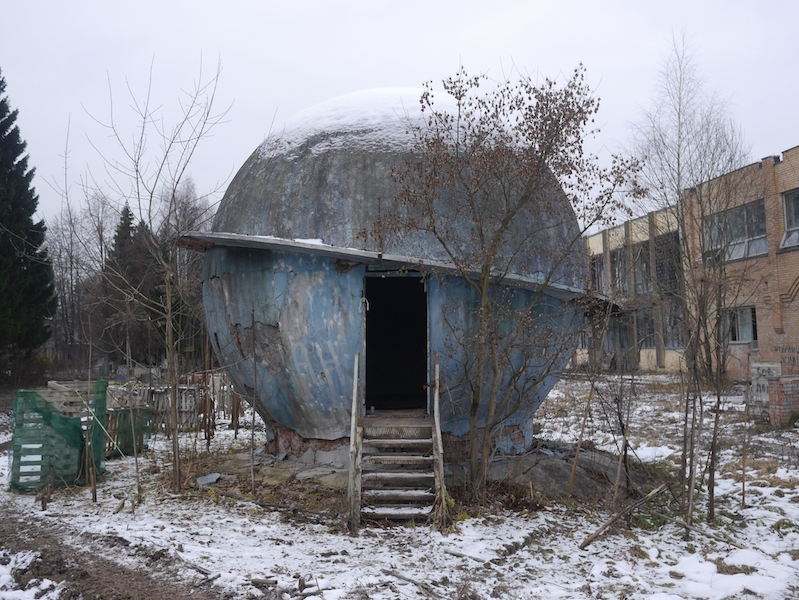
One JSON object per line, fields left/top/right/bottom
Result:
{"left": 348, "top": 354, "right": 449, "bottom": 531}
{"left": 360, "top": 414, "right": 435, "bottom": 521}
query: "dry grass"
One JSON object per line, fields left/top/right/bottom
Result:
{"left": 720, "top": 457, "right": 785, "bottom": 482}
{"left": 713, "top": 558, "right": 757, "bottom": 575}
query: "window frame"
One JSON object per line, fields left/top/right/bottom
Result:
{"left": 727, "top": 306, "right": 758, "bottom": 346}
{"left": 610, "top": 247, "right": 628, "bottom": 296}
{"left": 781, "top": 188, "right": 799, "bottom": 248}
{"left": 636, "top": 307, "right": 656, "bottom": 349}
{"left": 703, "top": 199, "right": 767, "bottom": 263}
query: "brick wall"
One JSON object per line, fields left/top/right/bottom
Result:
{"left": 768, "top": 376, "right": 799, "bottom": 427}
{"left": 695, "top": 147, "right": 799, "bottom": 380}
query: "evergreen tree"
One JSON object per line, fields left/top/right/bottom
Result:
{"left": 100, "top": 205, "right": 160, "bottom": 365}
{"left": 0, "top": 67, "right": 56, "bottom": 364}
{"left": 110, "top": 202, "right": 136, "bottom": 272}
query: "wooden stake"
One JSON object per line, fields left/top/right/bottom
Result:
{"left": 742, "top": 382, "right": 749, "bottom": 509}
{"left": 568, "top": 383, "right": 596, "bottom": 496}
{"left": 251, "top": 305, "right": 257, "bottom": 495}
{"left": 348, "top": 352, "right": 361, "bottom": 533}
{"left": 432, "top": 353, "right": 451, "bottom": 529}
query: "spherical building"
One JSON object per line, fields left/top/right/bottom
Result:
{"left": 187, "top": 89, "right": 585, "bottom": 453}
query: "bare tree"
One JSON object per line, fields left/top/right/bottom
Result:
{"left": 632, "top": 33, "right": 755, "bottom": 525}
{"left": 392, "top": 66, "right": 641, "bottom": 493}
{"left": 47, "top": 203, "right": 87, "bottom": 372}
{"left": 58, "top": 60, "right": 228, "bottom": 490}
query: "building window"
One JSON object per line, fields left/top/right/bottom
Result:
{"left": 654, "top": 231, "right": 680, "bottom": 293}
{"left": 782, "top": 189, "right": 799, "bottom": 248}
{"left": 703, "top": 199, "right": 767, "bottom": 263}
{"left": 663, "top": 300, "right": 684, "bottom": 349}
{"left": 610, "top": 248, "right": 628, "bottom": 295}
{"left": 590, "top": 255, "right": 605, "bottom": 293}
{"left": 632, "top": 241, "right": 653, "bottom": 295}
{"left": 728, "top": 306, "right": 757, "bottom": 345}
{"left": 636, "top": 308, "right": 656, "bottom": 349}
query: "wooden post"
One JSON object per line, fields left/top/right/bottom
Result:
{"left": 742, "top": 382, "right": 749, "bottom": 509}
{"left": 348, "top": 352, "right": 361, "bottom": 533}
{"left": 432, "top": 353, "right": 450, "bottom": 527}
{"left": 129, "top": 386, "right": 141, "bottom": 501}
{"left": 568, "top": 384, "right": 596, "bottom": 496}
{"left": 251, "top": 305, "right": 257, "bottom": 495}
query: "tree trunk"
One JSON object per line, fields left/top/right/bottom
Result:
{"left": 166, "top": 265, "right": 181, "bottom": 491}
{"left": 478, "top": 339, "right": 502, "bottom": 487}
{"left": 469, "top": 281, "right": 492, "bottom": 493}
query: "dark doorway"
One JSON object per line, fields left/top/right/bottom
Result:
{"left": 365, "top": 274, "right": 427, "bottom": 411}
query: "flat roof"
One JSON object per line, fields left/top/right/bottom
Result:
{"left": 179, "top": 231, "right": 585, "bottom": 301}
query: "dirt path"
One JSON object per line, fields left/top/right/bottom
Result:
{"left": 0, "top": 499, "right": 231, "bottom": 599}
{"left": 0, "top": 384, "right": 232, "bottom": 600}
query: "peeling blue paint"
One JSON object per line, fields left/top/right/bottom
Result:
{"left": 204, "top": 246, "right": 364, "bottom": 439}
{"left": 203, "top": 245, "right": 580, "bottom": 445}
{"left": 428, "top": 275, "right": 580, "bottom": 441}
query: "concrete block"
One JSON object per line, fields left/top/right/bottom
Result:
{"left": 299, "top": 448, "right": 316, "bottom": 464}
{"left": 314, "top": 445, "right": 349, "bottom": 468}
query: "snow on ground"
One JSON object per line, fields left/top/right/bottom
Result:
{"left": 0, "top": 550, "right": 66, "bottom": 599}
{"left": 1, "top": 374, "right": 799, "bottom": 599}
{"left": 0, "top": 410, "right": 11, "bottom": 447}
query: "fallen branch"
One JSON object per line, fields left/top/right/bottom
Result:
{"left": 113, "top": 495, "right": 127, "bottom": 514}
{"left": 381, "top": 568, "right": 441, "bottom": 598}
{"left": 651, "top": 512, "right": 745, "bottom": 549}
{"left": 580, "top": 484, "right": 668, "bottom": 550}
{"left": 292, "top": 589, "right": 327, "bottom": 598}
{"left": 174, "top": 554, "right": 211, "bottom": 576}
{"left": 216, "top": 490, "right": 330, "bottom": 518}
{"left": 444, "top": 549, "right": 485, "bottom": 563}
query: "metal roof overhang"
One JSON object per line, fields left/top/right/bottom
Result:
{"left": 180, "top": 231, "right": 585, "bottom": 301}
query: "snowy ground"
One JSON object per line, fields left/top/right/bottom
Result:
{"left": 1, "top": 374, "right": 799, "bottom": 599}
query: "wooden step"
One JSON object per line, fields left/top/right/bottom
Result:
{"left": 360, "top": 416, "right": 433, "bottom": 440}
{"left": 363, "top": 454, "right": 433, "bottom": 465}
{"left": 353, "top": 412, "right": 440, "bottom": 524}
{"left": 360, "top": 416, "right": 432, "bottom": 428}
{"left": 362, "top": 471, "right": 435, "bottom": 487}
{"left": 361, "top": 504, "right": 433, "bottom": 521}
{"left": 363, "top": 438, "right": 432, "bottom": 449}
{"left": 363, "top": 489, "right": 435, "bottom": 504}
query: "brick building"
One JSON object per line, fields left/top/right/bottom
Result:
{"left": 581, "top": 145, "right": 799, "bottom": 426}
{"left": 579, "top": 206, "right": 683, "bottom": 372}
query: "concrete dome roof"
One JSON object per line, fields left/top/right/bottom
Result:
{"left": 213, "top": 89, "right": 431, "bottom": 246}
{"left": 211, "top": 88, "right": 584, "bottom": 289}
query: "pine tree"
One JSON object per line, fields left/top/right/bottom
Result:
{"left": 110, "top": 202, "right": 136, "bottom": 272}
{"left": 0, "top": 67, "right": 56, "bottom": 365}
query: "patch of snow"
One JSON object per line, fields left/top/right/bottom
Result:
{"left": 1, "top": 376, "right": 799, "bottom": 599}
{"left": 0, "top": 411, "right": 11, "bottom": 446}
{"left": 0, "top": 550, "right": 66, "bottom": 599}
{"left": 633, "top": 444, "right": 675, "bottom": 463}
{"left": 256, "top": 88, "right": 458, "bottom": 160}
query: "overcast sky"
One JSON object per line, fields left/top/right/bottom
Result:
{"left": 2, "top": 1, "right": 797, "bottom": 225}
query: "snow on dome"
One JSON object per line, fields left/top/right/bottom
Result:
{"left": 211, "top": 86, "right": 583, "bottom": 294}
{"left": 257, "top": 88, "right": 456, "bottom": 159}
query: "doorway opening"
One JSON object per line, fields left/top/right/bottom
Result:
{"left": 365, "top": 273, "right": 427, "bottom": 411}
